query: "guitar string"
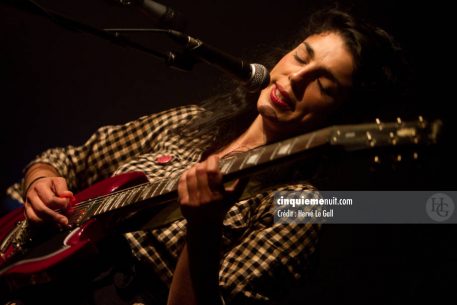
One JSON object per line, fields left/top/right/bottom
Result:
{"left": 65, "top": 175, "right": 182, "bottom": 222}
{"left": 62, "top": 144, "right": 273, "bottom": 224}
{"left": 38, "top": 123, "right": 426, "bottom": 223}
{"left": 64, "top": 182, "right": 151, "bottom": 221}
{"left": 65, "top": 158, "right": 234, "bottom": 217}
{"left": 64, "top": 147, "right": 264, "bottom": 224}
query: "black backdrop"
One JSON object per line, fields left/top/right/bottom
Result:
{"left": 1, "top": 0, "right": 456, "bottom": 303}
{"left": 1, "top": 0, "right": 454, "bottom": 190}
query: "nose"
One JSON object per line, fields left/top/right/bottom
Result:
{"left": 288, "top": 65, "right": 315, "bottom": 100}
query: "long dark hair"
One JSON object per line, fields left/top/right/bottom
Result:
{"left": 179, "top": 8, "right": 405, "bottom": 157}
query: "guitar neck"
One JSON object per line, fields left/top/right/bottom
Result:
{"left": 74, "top": 119, "right": 439, "bottom": 223}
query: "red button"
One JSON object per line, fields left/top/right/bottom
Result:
{"left": 155, "top": 154, "right": 173, "bottom": 164}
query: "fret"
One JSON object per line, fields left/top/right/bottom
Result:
{"left": 102, "top": 193, "right": 122, "bottom": 212}
{"left": 220, "top": 157, "right": 236, "bottom": 174}
{"left": 286, "top": 137, "right": 300, "bottom": 155}
{"left": 256, "top": 145, "right": 275, "bottom": 165}
{"left": 102, "top": 195, "right": 117, "bottom": 212}
{"left": 228, "top": 154, "right": 247, "bottom": 173}
{"left": 247, "top": 150, "right": 262, "bottom": 165}
{"left": 243, "top": 148, "right": 264, "bottom": 168}
{"left": 123, "top": 187, "right": 142, "bottom": 207}
{"left": 92, "top": 199, "right": 106, "bottom": 216}
{"left": 153, "top": 180, "right": 167, "bottom": 196}
{"left": 128, "top": 186, "right": 143, "bottom": 204}
{"left": 278, "top": 140, "right": 294, "bottom": 156}
{"left": 238, "top": 151, "right": 252, "bottom": 171}
{"left": 269, "top": 143, "right": 280, "bottom": 161}
{"left": 120, "top": 190, "right": 132, "bottom": 207}
{"left": 164, "top": 177, "right": 178, "bottom": 192}
{"left": 145, "top": 182, "right": 160, "bottom": 198}
{"left": 100, "top": 196, "right": 115, "bottom": 213}
{"left": 112, "top": 191, "right": 126, "bottom": 209}
{"left": 287, "top": 136, "right": 300, "bottom": 154}
{"left": 137, "top": 184, "right": 150, "bottom": 201}
{"left": 270, "top": 142, "right": 287, "bottom": 160}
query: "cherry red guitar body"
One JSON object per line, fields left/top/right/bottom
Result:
{"left": 0, "top": 172, "right": 148, "bottom": 294}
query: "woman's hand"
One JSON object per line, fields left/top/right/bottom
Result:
{"left": 178, "top": 155, "right": 233, "bottom": 226}
{"left": 24, "top": 176, "right": 73, "bottom": 226}
{"left": 172, "top": 155, "right": 238, "bottom": 305}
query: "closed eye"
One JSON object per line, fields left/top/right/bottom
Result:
{"left": 317, "top": 79, "right": 334, "bottom": 97}
{"left": 293, "top": 52, "right": 307, "bottom": 64}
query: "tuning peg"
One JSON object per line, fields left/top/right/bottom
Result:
{"left": 375, "top": 118, "right": 383, "bottom": 130}
{"left": 366, "top": 131, "right": 376, "bottom": 147}
{"left": 418, "top": 115, "right": 426, "bottom": 128}
{"left": 389, "top": 131, "right": 397, "bottom": 145}
{"left": 373, "top": 155, "right": 381, "bottom": 164}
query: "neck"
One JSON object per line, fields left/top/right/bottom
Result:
{"left": 216, "top": 115, "right": 283, "bottom": 158}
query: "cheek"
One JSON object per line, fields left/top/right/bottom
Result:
{"left": 298, "top": 88, "right": 324, "bottom": 111}
{"left": 297, "top": 92, "right": 337, "bottom": 119}
{"left": 269, "top": 55, "right": 294, "bottom": 77}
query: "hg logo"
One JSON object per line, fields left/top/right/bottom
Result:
{"left": 426, "top": 193, "right": 455, "bottom": 222}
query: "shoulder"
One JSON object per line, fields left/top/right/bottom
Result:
{"left": 136, "top": 104, "right": 207, "bottom": 125}
{"left": 110, "top": 104, "right": 207, "bottom": 137}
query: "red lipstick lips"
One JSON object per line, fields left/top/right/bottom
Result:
{"left": 270, "top": 84, "right": 292, "bottom": 109}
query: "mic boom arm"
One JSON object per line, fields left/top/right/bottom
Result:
{"left": 22, "top": 0, "right": 269, "bottom": 89}
{"left": 22, "top": 0, "right": 196, "bottom": 71}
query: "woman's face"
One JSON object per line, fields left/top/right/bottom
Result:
{"left": 257, "top": 31, "right": 355, "bottom": 136}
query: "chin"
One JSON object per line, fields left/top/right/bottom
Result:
{"left": 258, "top": 104, "right": 278, "bottom": 122}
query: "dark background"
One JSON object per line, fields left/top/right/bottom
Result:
{"left": 1, "top": 0, "right": 456, "bottom": 304}
{"left": 0, "top": 0, "right": 454, "bottom": 191}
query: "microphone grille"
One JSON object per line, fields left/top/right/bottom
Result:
{"left": 246, "top": 63, "right": 270, "bottom": 92}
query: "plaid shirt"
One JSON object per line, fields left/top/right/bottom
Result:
{"left": 7, "top": 105, "right": 320, "bottom": 304}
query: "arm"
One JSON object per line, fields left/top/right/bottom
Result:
{"left": 169, "top": 157, "right": 320, "bottom": 305}
{"left": 168, "top": 224, "right": 223, "bottom": 305}
{"left": 16, "top": 106, "right": 203, "bottom": 225}
{"left": 21, "top": 106, "right": 201, "bottom": 195}
{"left": 169, "top": 155, "right": 227, "bottom": 305}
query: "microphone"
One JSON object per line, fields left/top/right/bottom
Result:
{"left": 114, "top": 0, "right": 186, "bottom": 30}
{"left": 168, "top": 30, "right": 270, "bottom": 92}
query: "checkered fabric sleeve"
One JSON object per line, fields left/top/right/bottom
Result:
{"left": 7, "top": 105, "right": 204, "bottom": 202}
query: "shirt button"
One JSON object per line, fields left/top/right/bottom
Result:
{"left": 155, "top": 154, "right": 174, "bottom": 164}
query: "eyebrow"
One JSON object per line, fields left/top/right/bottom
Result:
{"left": 302, "top": 41, "right": 341, "bottom": 88}
{"left": 303, "top": 42, "right": 315, "bottom": 59}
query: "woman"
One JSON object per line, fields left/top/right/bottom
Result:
{"left": 5, "top": 8, "right": 402, "bottom": 305}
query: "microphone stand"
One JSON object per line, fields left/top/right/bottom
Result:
{"left": 21, "top": 0, "right": 197, "bottom": 71}
{"left": 19, "top": 0, "right": 270, "bottom": 91}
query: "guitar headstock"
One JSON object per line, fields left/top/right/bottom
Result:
{"left": 329, "top": 116, "right": 442, "bottom": 151}
{"left": 314, "top": 116, "right": 444, "bottom": 189}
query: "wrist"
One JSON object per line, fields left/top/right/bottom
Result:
{"left": 186, "top": 221, "right": 223, "bottom": 240}
{"left": 22, "top": 176, "right": 48, "bottom": 201}
{"left": 22, "top": 163, "right": 60, "bottom": 201}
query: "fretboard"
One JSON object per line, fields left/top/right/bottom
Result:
{"left": 73, "top": 119, "right": 437, "bottom": 223}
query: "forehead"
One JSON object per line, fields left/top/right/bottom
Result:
{"left": 302, "top": 32, "right": 355, "bottom": 87}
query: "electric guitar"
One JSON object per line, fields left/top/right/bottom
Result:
{"left": 0, "top": 117, "right": 442, "bottom": 294}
